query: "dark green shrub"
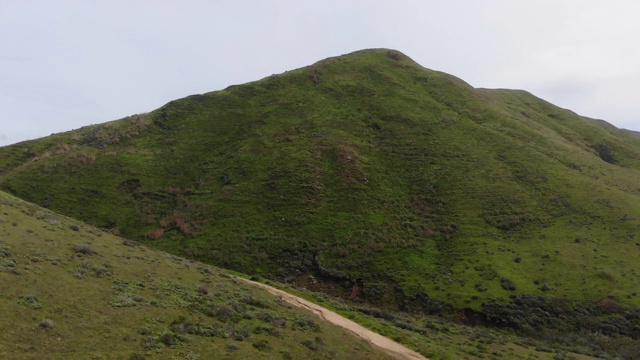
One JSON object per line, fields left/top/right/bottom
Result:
{"left": 216, "top": 306, "right": 235, "bottom": 321}
{"left": 193, "top": 322, "right": 220, "bottom": 337}
{"left": 300, "top": 339, "right": 318, "bottom": 351}
{"left": 252, "top": 339, "right": 270, "bottom": 351}
{"left": 38, "top": 318, "right": 54, "bottom": 329}
{"left": 592, "top": 143, "right": 616, "bottom": 164}
{"left": 501, "top": 278, "right": 516, "bottom": 291}
{"left": 74, "top": 244, "right": 95, "bottom": 255}
{"left": 280, "top": 350, "right": 293, "bottom": 360}
{"left": 232, "top": 327, "right": 250, "bottom": 341}
{"left": 292, "top": 316, "right": 320, "bottom": 332}
{"left": 0, "top": 244, "right": 11, "bottom": 257}
{"left": 171, "top": 316, "right": 194, "bottom": 334}
{"left": 271, "top": 317, "right": 287, "bottom": 328}
{"left": 159, "top": 331, "right": 184, "bottom": 346}
{"left": 18, "top": 294, "right": 42, "bottom": 309}
{"left": 239, "top": 296, "right": 270, "bottom": 309}
{"left": 144, "top": 337, "right": 160, "bottom": 350}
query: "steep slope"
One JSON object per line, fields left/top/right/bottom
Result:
{"left": 0, "top": 190, "right": 393, "bottom": 359}
{"left": 2, "top": 48, "right": 640, "bottom": 333}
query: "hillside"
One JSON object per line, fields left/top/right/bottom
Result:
{"left": 2, "top": 49, "right": 640, "bottom": 354}
{"left": 0, "top": 189, "right": 398, "bottom": 359}
{"left": 0, "top": 191, "right": 601, "bottom": 360}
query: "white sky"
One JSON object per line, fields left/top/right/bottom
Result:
{"left": 2, "top": 0, "right": 640, "bottom": 146}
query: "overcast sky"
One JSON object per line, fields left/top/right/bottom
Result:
{"left": 2, "top": 0, "right": 640, "bottom": 146}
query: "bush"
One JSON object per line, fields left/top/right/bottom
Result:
{"left": 184, "top": 351, "right": 198, "bottom": 360}
{"left": 122, "top": 238, "right": 138, "bottom": 247}
{"left": 74, "top": 262, "right": 111, "bottom": 278}
{"left": 144, "top": 337, "right": 159, "bottom": 350}
{"left": 501, "top": 278, "right": 516, "bottom": 291}
{"left": 159, "top": 331, "right": 180, "bottom": 346}
{"left": 301, "top": 339, "right": 319, "bottom": 351}
{"left": 74, "top": 244, "right": 96, "bottom": 255}
{"left": 18, "top": 294, "right": 42, "bottom": 309}
{"left": 38, "top": 318, "right": 54, "bottom": 329}
{"left": 592, "top": 143, "right": 616, "bottom": 164}
{"left": 216, "top": 306, "right": 235, "bottom": 321}
{"left": 271, "top": 317, "right": 287, "bottom": 328}
{"left": 239, "top": 296, "right": 269, "bottom": 309}
{"left": 292, "top": 316, "right": 320, "bottom": 332}
{"left": 171, "top": 316, "right": 194, "bottom": 334}
{"left": 109, "top": 294, "right": 136, "bottom": 307}
{"left": 232, "top": 327, "right": 250, "bottom": 341}
{"left": 252, "top": 339, "right": 270, "bottom": 351}
{"left": 0, "top": 244, "right": 11, "bottom": 257}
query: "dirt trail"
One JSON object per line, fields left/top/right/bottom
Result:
{"left": 237, "top": 277, "right": 428, "bottom": 360}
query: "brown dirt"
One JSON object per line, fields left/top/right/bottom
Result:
{"left": 238, "top": 277, "right": 428, "bottom": 360}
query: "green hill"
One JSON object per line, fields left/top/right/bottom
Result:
{"left": 0, "top": 189, "right": 601, "bottom": 360}
{"left": 0, "top": 190, "right": 395, "bottom": 359}
{"left": 2, "top": 49, "right": 640, "bottom": 356}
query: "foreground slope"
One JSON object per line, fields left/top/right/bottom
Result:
{"left": 2, "top": 49, "right": 640, "bottom": 332}
{"left": 0, "top": 191, "right": 393, "bottom": 359}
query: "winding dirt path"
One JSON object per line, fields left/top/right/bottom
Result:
{"left": 237, "top": 277, "right": 428, "bottom": 360}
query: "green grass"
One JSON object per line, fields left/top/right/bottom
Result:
{"left": 2, "top": 48, "right": 640, "bottom": 357}
{"left": 0, "top": 191, "right": 392, "bottom": 359}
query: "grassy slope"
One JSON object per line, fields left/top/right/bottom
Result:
{"left": 0, "top": 190, "right": 599, "bottom": 360}
{"left": 0, "top": 191, "right": 392, "bottom": 360}
{"left": 1, "top": 48, "right": 640, "bottom": 317}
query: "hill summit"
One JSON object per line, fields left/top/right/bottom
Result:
{"left": 2, "top": 49, "right": 640, "bottom": 341}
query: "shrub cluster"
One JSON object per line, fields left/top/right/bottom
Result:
{"left": 74, "top": 244, "right": 96, "bottom": 255}
{"left": 481, "top": 295, "right": 640, "bottom": 352}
